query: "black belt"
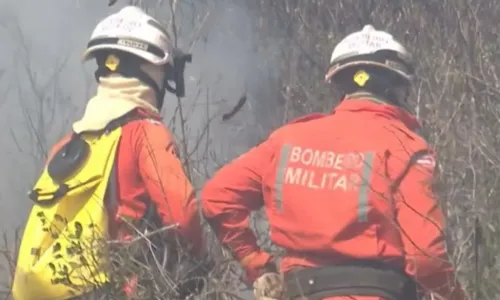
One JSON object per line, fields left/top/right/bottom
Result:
{"left": 284, "top": 261, "right": 418, "bottom": 300}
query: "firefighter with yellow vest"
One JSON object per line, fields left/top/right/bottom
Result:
{"left": 12, "top": 6, "right": 204, "bottom": 300}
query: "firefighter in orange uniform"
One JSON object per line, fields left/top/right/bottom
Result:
{"left": 12, "top": 6, "right": 204, "bottom": 300}
{"left": 200, "top": 25, "right": 467, "bottom": 300}
{"left": 78, "top": 4, "right": 203, "bottom": 264}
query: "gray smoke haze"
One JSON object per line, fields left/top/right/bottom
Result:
{"left": 0, "top": 0, "right": 280, "bottom": 295}
{"left": 0, "top": 0, "right": 279, "bottom": 227}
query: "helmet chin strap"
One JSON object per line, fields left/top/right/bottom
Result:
{"left": 94, "top": 50, "right": 192, "bottom": 110}
{"left": 95, "top": 57, "right": 166, "bottom": 109}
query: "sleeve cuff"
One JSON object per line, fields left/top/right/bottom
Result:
{"left": 239, "top": 251, "right": 273, "bottom": 282}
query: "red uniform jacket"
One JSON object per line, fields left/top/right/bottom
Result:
{"left": 201, "top": 99, "right": 466, "bottom": 299}
{"left": 47, "top": 110, "right": 203, "bottom": 257}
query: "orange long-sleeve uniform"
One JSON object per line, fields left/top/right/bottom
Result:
{"left": 47, "top": 109, "right": 203, "bottom": 257}
{"left": 201, "top": 99, "right": 466, "bottom": 300}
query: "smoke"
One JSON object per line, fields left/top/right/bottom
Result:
{"left": 154, "top": 0, "right": 283, "bottom": 175}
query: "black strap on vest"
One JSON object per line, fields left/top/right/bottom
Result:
{"left": 105, "top": 158, "right": 120, "bottom": 217}
{"left": 103, "top": 112, "right": 156, "bottom": 221}
{"left": 284, "top": 260, "right": 418, "bottom": 300}
{"left": 105, "top": 153, "right": 156, "bottom": 220}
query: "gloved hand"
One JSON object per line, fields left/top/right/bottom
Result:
{"left": 253, "top": 271, "right": 286, "bottom": 300}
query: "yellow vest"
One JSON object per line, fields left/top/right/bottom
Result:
{"left": 12, "top": 127, "right": 122, "bottom": 300}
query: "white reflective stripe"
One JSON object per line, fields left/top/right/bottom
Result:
{"left": 274, "top": 144, "right": 291, "bottom": 211}
{"left": 357, "top": 152, "right": 374, "bottom": 222}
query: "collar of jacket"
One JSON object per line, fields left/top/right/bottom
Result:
{"left": 334, "top": 97, "right": 422, "bottom": 132}
{"left": 135, "top": 107, "right": 162, "bottom": 120}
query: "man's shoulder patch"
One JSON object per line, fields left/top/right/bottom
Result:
{"left": 415, "top": 153, "right": 436, "bottom": 170}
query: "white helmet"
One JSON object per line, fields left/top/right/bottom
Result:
{"left": 82, "top": 6, "right": 171, "bottom": 66}
{"left": 325, "top": 25, "right": 414, "bottom": 84}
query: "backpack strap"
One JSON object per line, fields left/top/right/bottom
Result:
{"left": 105, "top": 150, "right": 157, "bottom": 225}
{"left": 104, "top": 111, "right": 158, "bottom": 221}
{"left": 104, "top": 111, "right": 143, "bottom": 216}
{"left": 106, "top": 161, "right": 120, "bottom": 217}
